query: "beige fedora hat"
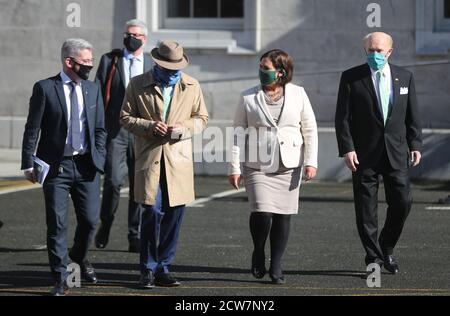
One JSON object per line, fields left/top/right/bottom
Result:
{"left": 151, "top": 41, "right": 189, "bottom": 70}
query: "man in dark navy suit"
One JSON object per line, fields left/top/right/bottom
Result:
{"left": 335, "top": 32, "right": 422, "bottom": 275}
{"left": 94, "top": 19, "right": 151, "bottom": 253}
{"left": 21, "top": 38, "right": 106, "bottom": 296}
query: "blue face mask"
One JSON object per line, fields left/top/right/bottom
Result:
{"left": 153, "top": 66, "right": 181, "bottom": 86}
{"left": 366, "top": 52, "right": 387, "bottom": 71}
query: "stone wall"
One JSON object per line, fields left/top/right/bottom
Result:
{"left": 1, "top": 0, "right": 449, "bottom": 180}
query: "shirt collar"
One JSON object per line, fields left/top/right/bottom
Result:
{"left": 124, "top": 48, "right": 143, "bottom": 62}
{"left": 370, "top": 62, "right": 391, "bottom": 77}
{"left": 60, "top": 70, "right": 80, "bottom": 85}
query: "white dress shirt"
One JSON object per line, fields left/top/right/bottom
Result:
{"left": 123, "top": 49, "right": 144, "bottom": 88}
{"left": 60, "top": 70, "right": 88, "bottom": 156}
{"left": 370, "top": 63, "right": 394, "bottom": 108}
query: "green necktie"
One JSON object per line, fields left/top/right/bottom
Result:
{"left": 162, "top": 86, "right": 173, "bottom": 123}
{"left": 377, "top": 71, "right": 390, "bottom": 125}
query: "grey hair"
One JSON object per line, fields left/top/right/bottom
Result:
{"left": 362, "top": 32, "right": 394, "bottom": 48}
{"left": 61, "top": 38, "right": 93, "bottom": 63}
{"left": 125, "top": 19, "right": 148, "bottom": 36}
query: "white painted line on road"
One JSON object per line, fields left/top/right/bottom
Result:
{"left": 187, "top": 188, "right": 245, "bottom": 208}
{"left": 31, "top": 245, "right": 47, "bottom": 250}
{"left": 120, "top": 186, "right": 244, "bottom": 208}
{"left": 0, "top": 184, "right": 40, "bottom": 195}
{"left": 425, "top": 206, "right": 450, "bottom": 210}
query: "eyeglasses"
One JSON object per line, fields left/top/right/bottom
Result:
{"left": 70, "top": 57, "right": 94, "bottom": 65}
{"left": 124, "top": 32, "right": 146, "bottom": 38}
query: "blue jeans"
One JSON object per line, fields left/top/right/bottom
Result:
{"left": 140, "top": 160, "right": 185, "bottom": 275}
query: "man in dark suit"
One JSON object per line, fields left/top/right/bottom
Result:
{"left": 21, "top": 38, "right": 106, "bottom": 296}
{"left": 94, "top": 19, "right": 151, "bottom": 252}
{"left": 335, "top": 32, "right": 422, "bottom": 274}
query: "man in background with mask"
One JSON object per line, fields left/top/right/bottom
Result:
{"left": 120, "top": 41, "right": 208, "bottom": 288}
{"left": 95, "top": 19, "right": 151, "bottom": 253}
{"left": 21, "top": 39, "right": 106, "bottom": 295}
{"left": 335, "top": 32, "right": 422, "bottom": 275}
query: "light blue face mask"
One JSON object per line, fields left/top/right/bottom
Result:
{"left": 366, "top": 52, "right": 387, "bottom": 71}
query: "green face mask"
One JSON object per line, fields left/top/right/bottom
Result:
{"left": 259, "top": 68, "right": 278, "bottom": 86}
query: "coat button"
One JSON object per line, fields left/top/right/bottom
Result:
{"left": 155, "top": 161, "right": 159, "bottom": 165}
{"left": 280, "top": 141, "right": 284, "bottom": 145}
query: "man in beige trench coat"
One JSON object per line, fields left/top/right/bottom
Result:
{"left": 120, "top": 41, "right": 208, "bottom": 288}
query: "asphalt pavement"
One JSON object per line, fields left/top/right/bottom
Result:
{"left": 0, "top": 174, "right": 449, "bottom": 296}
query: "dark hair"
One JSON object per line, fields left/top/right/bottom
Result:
{"left": 259, "top": 49, "right": 294, "bottom": 86}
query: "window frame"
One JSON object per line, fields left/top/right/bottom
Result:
{"left": 435, "top": 0, "right": 450, "bottom": 31}
{"left": 416, "top": 0, "right": 450, "bottom": 55}
{"left": 162, "top": 0, "right": 244, "bottom": 30}
{"left": 137, "top": 0, "right": 261, "bottom": 54}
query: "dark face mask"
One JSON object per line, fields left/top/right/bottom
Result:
{"left": 71, "top": 59, "right": 93, "bottom": 80}
{"left": 123, "top": 35, "right": 143, "bottom": 53}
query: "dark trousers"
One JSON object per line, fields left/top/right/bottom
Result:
{"left": 100, "top": 127, "right": 142, "bottom": 242}
{"left": 352, "top": 150, "right": 412, "bottom": 264}
{"left": 43, "top": 154, "right": 100, "bottom": 282}
{"left": 140, "top": 159, "right": 185, "bottom": 275}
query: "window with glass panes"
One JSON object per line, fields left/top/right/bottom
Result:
{"left": 167, "top": 0, "right": 244, "bottom": 18}
{"left": 445, "top": 0, "right": 450, "bottom": 18}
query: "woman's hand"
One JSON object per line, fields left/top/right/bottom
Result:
{"left": 304, "top": 166, "right": 317, "bottom": 182}
{"left": 228, "top": 174, "right": 242, "bottom": 190}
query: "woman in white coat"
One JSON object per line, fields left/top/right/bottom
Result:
{"left": 228, "top": 49, "right": 318, "bottom": 284}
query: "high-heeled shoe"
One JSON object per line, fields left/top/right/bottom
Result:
{"left": 269, "top": 268, "right": 286, "bottom": 285}
{"left": 251, "top": 251, "right": 266, "bottom": 279}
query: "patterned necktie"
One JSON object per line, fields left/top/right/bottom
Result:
{"left": 377, "top": 71, "right": 390, "bottom": 125}
{"left": 69, "top": 81, "right": 82, "bottom": 151}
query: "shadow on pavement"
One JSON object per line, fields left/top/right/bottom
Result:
{"left": 0, "top": 248, "right": 46, "bottom": 253}
{"left": 0, "top": 270, "right": 51, "bottom": 288}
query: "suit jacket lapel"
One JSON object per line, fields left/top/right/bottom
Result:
{"left": 118, "top": 56, "right": 126, "bottom": 89}
{"left": 256, "top": 89, "right": 277, "bottom": 127}
{"left": 54, "top": 75, "right": 69, "bottom": 126}
{"left": 389, "top": 65, "right": 401, "bottom": 123}
{"left": 361, "top": 64, "right": 384, "bottom": 125}
{"left": 81, "top": 81, "right": 93, "bottom": 134}
{"left": 275, "top": 84, "right": 292, "bottom": 126}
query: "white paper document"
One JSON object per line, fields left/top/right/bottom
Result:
{"left": 32, "top": 155, "right": 50, "bottom": 184}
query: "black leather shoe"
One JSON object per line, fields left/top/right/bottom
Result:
{"left": 155, "top": 273, "right": 181, "bottom": 287}
{"left": 69, "top": 253, "right": 98, "bottom": 284}
{"left": 128, "top": 239, "right": 141, "bottom": 253}
{"left": 251, "top": 251, "right": 266, "bottom": 279}
{"left": 139, "top": 270, "right": 155, "bottom": 289}
{"left": 50, "top": 280, "right": 69, "bottom": 296}
{"left": 95, "top": 223, "right": 111, "bottom": 249}
{"left": 383, "top": 255, "right": 399, "bottom": 274}
{"left": 80, "top": 260, "right": 98, "bottom": 283}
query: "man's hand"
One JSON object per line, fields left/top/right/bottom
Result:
{"left": 411, "top": 151, "right": 421, "bottom": 167}
{"left": 304, "top": 166, "right": 317, "bottom": 181}
{"left": 152, "top": 121, "right": 168, "bottom": 137}
{"left": 168, "top": 122, "right": 184, "bottom": 140}
{"left": 228, "top": 174, "right": 241, "bottom": 190}
{"left": 344, "top": 151, "right": 359, "bottom": 172}
{"left": 24, "top": 169, "right": 36, "bottom": 184}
